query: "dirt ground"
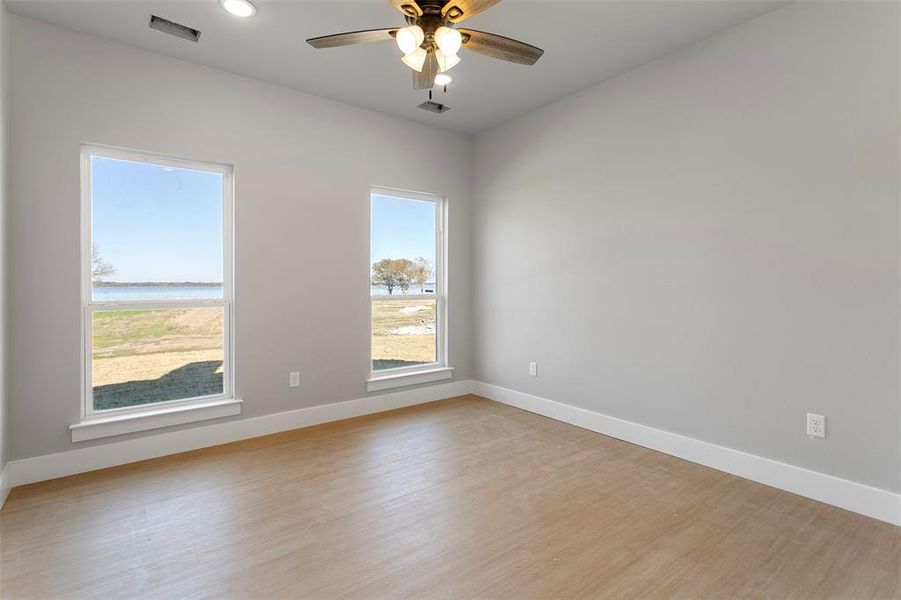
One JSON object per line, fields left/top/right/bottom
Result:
{"left": 371, "top": 299, "right": 437, "bottom": 370}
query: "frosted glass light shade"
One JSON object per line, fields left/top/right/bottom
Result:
{"left": 435, "top": 49, "right": 461, "bottom": 73}
{"left": 401, "top": 47, "right": 428, "bottom": 72}
{"left": 396, "top": 25, "right": 425, "bottom": 55}
{"left": 435, "top": 27, "right": 462, "bottom": 56}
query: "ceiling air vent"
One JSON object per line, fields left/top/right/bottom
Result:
{"left": 418, "top": 101, "right": 451, "bottom": 114}
{"left": 149, "top": 15, "right": 201, "bottom": 43}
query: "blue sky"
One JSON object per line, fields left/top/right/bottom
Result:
{"left": 91, "top": 159, "right": 435, "bottom": 283}
{"left": 91, "top": 156, "right": 224, "bottom": 282}
{"left": 371, "top": 194, "right": 436, "bottom": 267}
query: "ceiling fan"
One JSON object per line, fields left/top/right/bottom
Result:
{"left": 306, "top": 0, "right": 544, "bottom": 90}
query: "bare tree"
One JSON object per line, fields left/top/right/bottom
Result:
{"left": 412, "top": 257, "right": 434, "bottom": 293}
{"left": 371, "top": 258, "right": 415, "bottom": 295}
{"left": 91, "top": 243, "right": 116, "bottom": 282}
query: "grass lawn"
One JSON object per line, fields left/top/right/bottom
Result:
{"left": 92, "top": 308, "right": 223, "bottom": 410}
{"left": 91, "top": 300, "right": 437, "bottom": 410}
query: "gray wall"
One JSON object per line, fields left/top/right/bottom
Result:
{"left": 7, "top": 15, "right": 473, "bottom": 460}
{"left": 0, "top": 1, "right": 8, "bottom": 481}
{"left": 473, "top": 2, "right": 901, "bottom": 492}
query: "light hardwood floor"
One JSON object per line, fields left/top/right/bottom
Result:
{"left": 1, "top": 395, "right": 898, "bottom": 599}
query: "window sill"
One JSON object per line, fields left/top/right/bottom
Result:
{"left": 70, "top": 398, "right": 243, "bottom": 442}
{"left": 366, "top": 367, "right": 454, "bottom": 392}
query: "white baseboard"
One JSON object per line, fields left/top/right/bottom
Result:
{"left": 6, "top": 380, "right": 475, "bottom": 490}
{"left": 474, "top": 381, "right": 901, "bottom": 527}
{"left": 0, "top": 462, "right": 10, "bottom": 510}
{"left": 6, "top": 379, "right": 899, "bottom": 527}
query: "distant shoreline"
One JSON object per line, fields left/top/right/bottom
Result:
{"left": 94, "top": 282, "right": 222, "bottom": 288}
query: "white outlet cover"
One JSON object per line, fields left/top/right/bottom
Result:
{"left": 529, "top": 362, "right": 538, "bottom": 377}
{"left": 807, "top": 413, "right": 825, "bottom": 438}
{"left": 289, "top": 372, "right": 301, "bottom": 388}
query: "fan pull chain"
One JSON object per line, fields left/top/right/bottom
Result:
{"left": 429, "top": 89, "right": 433, "bottom": 101}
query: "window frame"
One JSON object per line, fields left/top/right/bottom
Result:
{"left": 80, "top": 144, "right": 236, "bottom": 422}
{"left": 369, "top": 186, "right": 448, "bottom": 382}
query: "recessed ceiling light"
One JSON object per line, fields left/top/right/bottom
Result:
{"left": 220, "top": 0, "right": 256, "bottom": 18}
{"left": 434, "top": 74, "right": 453, "bottom": 86}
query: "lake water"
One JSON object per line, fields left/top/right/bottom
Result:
{"left": 94, "top": 284, "right": 437, "bottom": 301}
{"left": 94, "top": 285, "right": 224, "bottom": 301}
{"left": 371, "top": 284, "right": 436, "bottom": 297}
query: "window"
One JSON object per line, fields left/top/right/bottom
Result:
{"left": 369, "top": 188, "right": 449, "bottom": 388}
{"left": 80, "top": 146, "right": 235, "bottom": 426}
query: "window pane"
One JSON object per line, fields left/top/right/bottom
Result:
{"left": 371, "top": 194, "right": 437, "bottom": 296}
{"left": 91, "top": 156, "right": 224, "bottom": 301}
{"left": 372, "top": 299, "right": 437, "bottom": 371}
{"left": 92, "top": 307, "right": 224, "bottom": 410}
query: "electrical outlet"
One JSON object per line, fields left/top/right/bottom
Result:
{"left": 289, "top": 371, "right": 300, "bottom": 388}
{"left": 807, "top": 413, "right": 825, "bottom": 438}
{"left": 529, "top": 361, "right": 538, "bottom": 377}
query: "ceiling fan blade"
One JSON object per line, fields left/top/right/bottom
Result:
{"left": 413, "top": 52, "right": 439, "bottom": 90}
{"left": 441, "top": 0, "right": 501, "bottom": 23}
{"left": 388, "top": 0, "right": 423, "bottom": 18}
{"left": 458, "top": 28, "right": 544, "bottom": 65}
{"left": 306, "top": 28, "right": 398, "bottom": 49}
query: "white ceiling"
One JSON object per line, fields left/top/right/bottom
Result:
{"left": 7, "top": 0, "right": 787, "bottom": 134}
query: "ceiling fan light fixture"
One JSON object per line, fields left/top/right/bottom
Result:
{"left": 219, "top": 0, "right": 256, "bottom": 17}
{"left": 396, "top": 25, "right": 425, "bottom": 55}
{"left": 435, "top": 27, "right": 463, "bottom": 56}
{"left": 434, "top": 73, "right": 453, "bottom": 86}
{"left": 401, "top": 47, "right": 428, "bottom": 72}
{"left": 435, "top": 49, "right": 461, "bottom": 73}
{"left": 306, "top": 1, "right": 544, "bottom": 90}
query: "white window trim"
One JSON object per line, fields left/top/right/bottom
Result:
{"left": 368, "top": 186, "right": 450, "bottom": 391}
{"left": 70, "top": 398, "right": 243, "bottom": 442}
{"left": 75, "top": 144, "right": 239, "bottom": 441}
{"left": 366, "top": 367, "right": 454, "bottom": 392}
